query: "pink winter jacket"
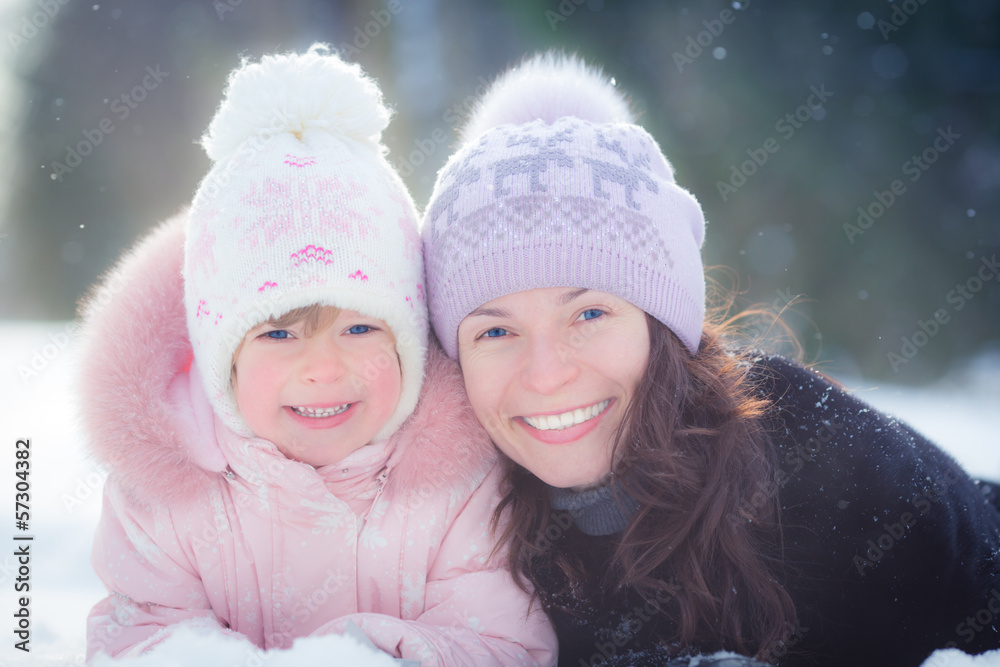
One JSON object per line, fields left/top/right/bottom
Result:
{"left": 80, "top": 214, "right": 557, "bottom": 665}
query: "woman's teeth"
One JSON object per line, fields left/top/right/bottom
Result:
{"left": 522, "top": 399, "right": 610, "bottom": 431}
{"left": 291, "top": 404, "right": 351, "bottom": 418}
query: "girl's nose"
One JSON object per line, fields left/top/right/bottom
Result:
{"left": 301, "top": 339, "right": 348, "bottom": 384}
{"left": 519, "top": 333, "right": 579, "bottom": 396}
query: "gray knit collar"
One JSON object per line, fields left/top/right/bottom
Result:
{"left": 547, "top": 478, "right": 641, "bottom": 536}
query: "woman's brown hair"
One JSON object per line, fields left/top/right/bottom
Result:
{"left": 491, "top": 314, "right": 797, "bottom": 659}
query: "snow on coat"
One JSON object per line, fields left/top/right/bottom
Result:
{"left": 78, "top": 212, "right": 557, "bottom": 666}
{"left": 535, "top": 354, "right": 1000, "bottom": 666}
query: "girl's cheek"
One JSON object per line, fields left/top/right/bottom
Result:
{"left": 236, "top": 355, "right": 282, "bottom": 397}
{"left": 368, "top": 356, "right": 403, "bottom": 414}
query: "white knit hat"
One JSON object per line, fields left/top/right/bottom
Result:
{"left": 184, "top": 44, "right": 427, "bottom": 441}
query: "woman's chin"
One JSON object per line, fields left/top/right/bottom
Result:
{"left": 539, "top": 469, "right": 611, "bottom": 491}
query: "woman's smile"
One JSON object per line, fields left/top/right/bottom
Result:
{"left": 519, "top": 399, "right": 612, "bottom": 431}
{"left": 515, "top": 399, "right": 615, "bottom": 445}
{"left": 458, "top": 287, "right": 649, "bottom": 490}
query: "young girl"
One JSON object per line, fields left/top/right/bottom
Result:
{"left": 80, "top": 46, "right": 555, "bottom": 665}
{"left": 420, "top": 53, "right": 1000, "bottom": 666}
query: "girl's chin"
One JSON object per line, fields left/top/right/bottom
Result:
{"left": 277, "top": 439, "right": 369, "bottom": 467}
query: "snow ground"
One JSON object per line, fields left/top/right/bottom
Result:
{"left": 1, "top": 322, "right": 998, "bottom": 666}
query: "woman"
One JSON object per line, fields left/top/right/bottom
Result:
{"left": 420, "top": 53, "right": 1000, "bottom": 666}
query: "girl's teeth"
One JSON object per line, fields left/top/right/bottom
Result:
{"left": 292, "top": 404, "right": 350, "bottom": 418}
{"left": 524, "top": 400, "right": 610, "bottom": 431}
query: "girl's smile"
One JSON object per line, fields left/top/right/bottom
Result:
{"left": 285, "top": 402, "right": 356, "bottom": 427}
{"left": 233, "top": 308, "right": 402, "bottom": 466}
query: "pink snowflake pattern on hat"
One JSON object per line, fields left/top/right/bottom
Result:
{"left": 238, "top": 259, "right": 272, "bottom": 292}
{"left": 290, "top": 245, "right": 335, "bottom": 267}
{"left": 194, "top": 299, "right": 224, "bottom": 326}
{"left": 239, "top": 178, "right": 296, "bottom": 250}
{"left": 322, "top": 177, "right": 379, "bottom": 240}
{"left": 195, "top": 299, "right": 210, "bottom": 319}
{"left": 284, "top": 154, "right": 316, "bottom": 167}
{"left": 236, "top": 175, "right": 385, "bottom": 254}
{"left": 188, "top": 227, "right": 218, "bottom": 277}
{"left": 389, "top": 191, "right": 421, "bottom": 260}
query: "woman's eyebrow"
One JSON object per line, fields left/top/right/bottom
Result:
{"left": 467, "top": 289, "right": 591, "bottom": 318}
{"left": 466, "top": 306, "right": 512, "bottom": 318}
{"left": 559, "top": 288, "right": 591, "bottom": 305}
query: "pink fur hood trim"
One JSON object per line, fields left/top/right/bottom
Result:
{"left": 77, "top": 211, "right": 495, "bottom": 507}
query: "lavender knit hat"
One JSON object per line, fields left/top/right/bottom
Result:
{"left": 422, "top": 52, "right": 706, "bottom": 357}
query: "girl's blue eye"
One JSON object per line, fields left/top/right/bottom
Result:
{"left": 580, "top": 309, "right": 604, "bottom": 321}
{"left": 265, "top": 330, "right": 290, "bottom": 339}
{"left": 348, "top": 325, "right": 372, "bottom": 335}
{"left": 484, "top": 327, "right": 508, "bottom": 339}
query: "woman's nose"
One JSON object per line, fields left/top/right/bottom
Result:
{"left": 519, "top": 333, "right": 579, "bottom": 395}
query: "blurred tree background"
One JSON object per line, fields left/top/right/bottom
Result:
{"left": 0, "top": 0, "right": 997, "bottom": 383}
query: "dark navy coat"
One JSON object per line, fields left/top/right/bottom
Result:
{"left": 537, "top": 356, "right": 1000, "bottom": 667}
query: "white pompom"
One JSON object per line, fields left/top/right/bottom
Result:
{"left": 461, "top": 51, "right": 633, "bottom": 143}
{"left": 201, "top": 43, "right": 391, "bottom": 162}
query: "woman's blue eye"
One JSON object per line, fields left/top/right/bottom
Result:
{"left": 265, "top": 330, "right": 290, "bottom": 339}
{"left": 484, "top": 327, "right": 508, "bottom": 338}
{"left": 581, "top": 309, "right": 604, "bottom": 321}
{"left": 348, "top": 324, "right": 372, "bottom": 335}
